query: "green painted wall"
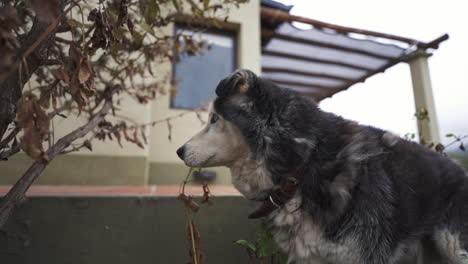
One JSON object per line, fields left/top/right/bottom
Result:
{"left": 0, "top": 153, "right": 233, "bottom": 186}
{"left": 0, "top": 154, "right": 148, "bottom": 185}
{"left": 148, "top": 162, "right": 231, "bottom": 185}
{"left": 1, "top": 196, "right": 261, "bottom": 264}
{"left": 0, "top": 196, "right": 425, "bottom": 263}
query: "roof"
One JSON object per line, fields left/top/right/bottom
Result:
{"left": 260, "top": 0, "right": 292, "bottom": 12}
{"left": 260, "top": 6, "right": 449, "bottom": 102}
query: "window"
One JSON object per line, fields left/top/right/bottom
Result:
{"left": 171, "top": 25, "right": 237, "bottom": 109}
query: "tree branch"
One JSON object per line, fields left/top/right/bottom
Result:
{"left": 0, "top": 97, "right": 112, "bottom": 228}
{"left": 0, "top": 126, "right": 21, "bottom": 151}
{"left": 0, "top": 17, "right": 60, "bottom": 147}
{"left": 0, "top": 140, "right": 20, "bottom": 161}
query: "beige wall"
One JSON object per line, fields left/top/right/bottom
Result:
{"left": 149, "top": 0, "right": 261, "bottom": 164}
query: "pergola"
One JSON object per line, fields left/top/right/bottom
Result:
{"left": 260, "top": 1, "right": 448, "bottom": 144}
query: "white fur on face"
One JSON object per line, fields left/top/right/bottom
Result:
{"left": 179, "top": 104, "right": 274, "bottom": 200}
{"left": 180, "top": 106, "right": 249, "bottom": 168}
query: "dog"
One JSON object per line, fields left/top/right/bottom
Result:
{"left": 176, "top": 69, "right": 468, "bottom": 264}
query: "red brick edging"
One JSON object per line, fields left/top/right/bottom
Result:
{"left": 0, "top": 185, "right": 241, "bottom": 196}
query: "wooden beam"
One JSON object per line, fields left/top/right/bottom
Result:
{"left": 263, "top": 50, "right": 373, "bottom": 71}
{"left": 265, "top": 78, "right": 336, "bottom": 90}
{"left": 261, "top": 7, "right": 422, "bottom": 46}
{"left": 262, "top": 30, "right": 395, "bottom": 60}
{"left": 262, "top": 67, "right": 355, "bottom": 82}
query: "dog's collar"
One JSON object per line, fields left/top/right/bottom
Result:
{"left": 248, "top": 167, "right": 305, "bottom": 219}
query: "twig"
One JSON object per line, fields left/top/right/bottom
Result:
{"left": 0, "top": 97, "right": 112, "bottom": 228}
{"left": 0, "top": 126, "right": 21, "bottom": 151}
{"left": 0, "top": 140, "right": 20, "bottom": 161}
{"left": 445, "top": 135, "right": 468, "bottom": 149}
{"left": 48, "top": 100, "right": 73, "bottom": 119}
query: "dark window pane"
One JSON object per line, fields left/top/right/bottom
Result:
{"left": 172, "top": 29, "right": 236, "bottom": 109}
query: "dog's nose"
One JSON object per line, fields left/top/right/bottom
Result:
{"left": 176, "top": 146, "right": 185, "bottom": 159}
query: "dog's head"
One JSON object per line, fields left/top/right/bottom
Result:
{"left": 177, "top": 69, "right": 317, "bottom": 197}
{"left": 176, "top": 70, "right": 258, "bottom": 168}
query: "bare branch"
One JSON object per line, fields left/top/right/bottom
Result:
{"left": 0, "top": 126, "right": 21, "bottom": 151}
{"left": 0, "top": 139, "right": 20, "bottom": 161}
{"left": 0, "top": 97, "right": 112, "bottom": 228}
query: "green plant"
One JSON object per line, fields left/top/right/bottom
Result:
{"left": 235, "top": 223, "right": 288, "bottom": 264}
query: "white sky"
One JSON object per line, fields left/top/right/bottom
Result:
{"left": 277, "top": 0, "right": 468, "bottom": 147}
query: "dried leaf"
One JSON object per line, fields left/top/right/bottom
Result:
{"left": 166, "top": 119, "right": 172, "bottom": 142}
{"left": 178, "top": 194, "right": 200, "bottom": 212}
{"left": 187, "top": 220, "right": 204, "bottom": 264}
{"left": 0, "top": 4, "right": 22, "bottom": 30}
{"left": 113, "top": 131, "right": 123, "bottom": 148}
{"left": 78, "top": 57, "right": 93, "bottom": 84}
{"left": 28, "top": 0, "right": 61, "bottom": 23}
{"left": 201, "top": 184, "right": 213, "bottom": 206}
{"left": 0, "top": 5, "right": 21, "bottom": 72}
{"left": 17, "top": 100, "right": 50, "bottom": 163}
{"left": 51, "top": 67, "right": 70, "bottom": 83}
{"left": 83, "top": 140, "right": 93, "bottom": 151}
{"left": 141, "top": 125, "right": 147, "bottom": 144}
{"left": 126, "top": 18, "right": 134, "bottom": 35}
{"left": 435, "top": 143, "right": 445, "bottom": 153}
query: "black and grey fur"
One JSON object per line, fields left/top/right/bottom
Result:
{"left": 178, "top": 69, "right": 468, "bottom": 264}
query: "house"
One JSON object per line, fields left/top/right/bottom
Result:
{"left": 0, "top": 0, "right": 447, "bottom": 187}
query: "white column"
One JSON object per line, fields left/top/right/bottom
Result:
{"left": 407, "top": 50, "right": 441, "bottom": 144}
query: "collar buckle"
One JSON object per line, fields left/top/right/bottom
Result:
{"left": 287, "top": 176, "right": 299, "bottom": 185}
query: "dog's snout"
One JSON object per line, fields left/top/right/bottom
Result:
{"left": 176, "top": 146, "right": 185, "bottom": 159}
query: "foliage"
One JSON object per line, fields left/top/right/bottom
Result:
{"left": 235, "top": 222, "right": 288, "bottom": 264}
{"left": 178, "top": 168, "right": 213, "bottom": 264}
{"left": 0, "top": 0, "right": 247, "bottom": 227}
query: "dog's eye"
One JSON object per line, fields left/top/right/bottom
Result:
{"left": 210, "top": 114, "right": 218, "bottom": 124}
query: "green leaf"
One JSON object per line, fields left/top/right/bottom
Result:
{"left": 131, "top": 31, "right": 144, "bottom": 46}
{"left": 203, "top": 0, "right": 210, "bottom": 9}
{"left": 140, "top": 19, "right": 155, "bottom": 37}
{"left": 67, "top": 19, "right": 90, "bottom": 28}
{"left": 446, "top": 133, "right": 454, "bottom": 137}
{"left": 139, "top": 0, "right": 160, "bottom": 24}
{"left": 172, "top": 0, "right": 181, "bottom": 12}
{"left": 235, "top": 240, "right": 256, "bottom": 251}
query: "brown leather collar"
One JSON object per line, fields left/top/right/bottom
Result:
{"left": 248, "top": 168, "right": 305, "bottom": 219}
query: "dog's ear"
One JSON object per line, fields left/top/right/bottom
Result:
{"left": 216, "top": 69, "right": 258, "bottom": 97}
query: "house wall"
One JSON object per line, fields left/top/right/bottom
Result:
{"left": 0, "top": 0, "right": 261, "bottom": 186}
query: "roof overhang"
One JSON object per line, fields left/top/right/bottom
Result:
{"left": 260, "top": 7, "right": 449, "bottom": 101}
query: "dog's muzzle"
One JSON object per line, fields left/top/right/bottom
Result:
{"left": 176, "top": 146, "right": 185, "bottom": 159}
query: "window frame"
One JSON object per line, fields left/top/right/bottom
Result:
{"left": 170, "top": 19, "right": 239, "bottom": 110}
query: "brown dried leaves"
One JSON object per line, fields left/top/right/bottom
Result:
{"left": 16, "top": 100, "right": 50, "bottom": 163}
{"left": 28, "top": 0, "right": 61, "bottom": 23}
{"left": 88, "top": 8, "right": 115, "bottom": 54}
{"left": 0, "top": 3, "right": 21, "bottom": 72}
{"left": 178, "top": 193, "right": 201, "bottom": 213}
{"left": 179, "top": 168, "right": 213, "bottom": 264}
{"left": 51, "top": 45, "right": 96, "bottom": 111}
{"left": 187, "top": 220, "right": 205, "bottom": 264}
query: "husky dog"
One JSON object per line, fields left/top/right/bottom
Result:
{"left": 176, "top": 69, "right": 468, "bottom": 264}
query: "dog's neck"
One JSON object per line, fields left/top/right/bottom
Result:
{"left": 229, "top": 153, "right": 275, "bottom": 201}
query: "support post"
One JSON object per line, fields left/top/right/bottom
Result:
{"left": 407, "top": 50, "right": 441, "bottom": 144}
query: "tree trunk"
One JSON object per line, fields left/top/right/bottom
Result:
{"left": 0, "top": 18, "right": 58, "bottom": 141}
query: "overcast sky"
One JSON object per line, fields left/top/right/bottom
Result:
{"left": 276, "top": 0, "right": 468, "bottom": 148}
